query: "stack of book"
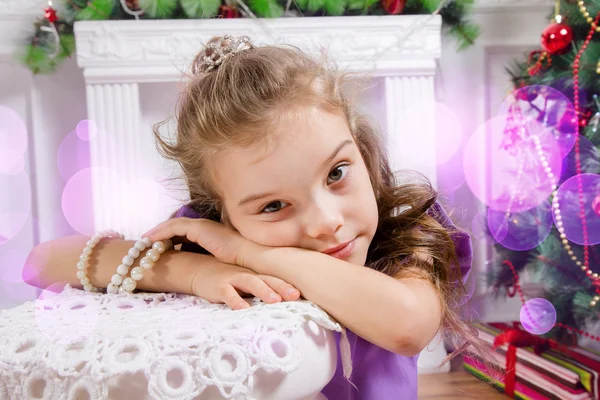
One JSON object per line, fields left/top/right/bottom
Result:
{"left": 464, "top": 322, "right": 600, "bottom": 400}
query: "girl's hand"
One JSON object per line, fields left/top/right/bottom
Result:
{"left": 192, "top": 257, "right": 301, "bottom": 310}
{"left": 142, "top": 217, "right": 261, "bottom": 268}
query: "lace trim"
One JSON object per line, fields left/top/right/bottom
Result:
{"left": 0, "top": 285, "right": 348, "bottom": 399}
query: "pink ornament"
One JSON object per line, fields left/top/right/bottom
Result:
{"left": 593, "top": 194, "right": 600, "bottom": 216}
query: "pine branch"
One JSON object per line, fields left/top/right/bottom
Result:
{"left": 181, "top": 0, "right": 221, "bottom": 18}
{"left": 447, "top": 22, "right": 479, "bottom": 51}
{"left": 138, "top": 0, "right": 178, "bottom": 18}
{"left": 75, "top": 0, "right": 116, "bottom": 20}
{"left": 248, "top": 0, "right": 285, "bottom": 17}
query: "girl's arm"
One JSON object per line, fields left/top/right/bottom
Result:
{"left": 250, "top": 247, "right": 442, "bottom": 357}
{"left": 143, "top": 218, "right": 443, "bottom": 357}
{"left": 24, "top": 236, "right": 300, "bottom": 308}
{"left": 25, "top": 235, "right": 206, "bottom": 294}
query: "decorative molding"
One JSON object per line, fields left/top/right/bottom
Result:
{"left": 474, "top": 0, "right": 554, "bottom": 12}
{"left": 75, "top": 16, "right": 442, "bottom": 83}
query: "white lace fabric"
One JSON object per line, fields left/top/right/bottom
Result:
{"left": 0, "top": 285, "right": 343, "bottom": 400}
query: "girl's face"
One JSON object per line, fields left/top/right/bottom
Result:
{"left": 211, "top": 108, "right": 379, "bottom": 266}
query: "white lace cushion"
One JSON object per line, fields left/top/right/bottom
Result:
{"left": 0, "top": 285, "right": 342, "bottom": 400}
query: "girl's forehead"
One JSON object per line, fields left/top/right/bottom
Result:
{"left": 246, "top": 111, "right": 351, "bottom": 164}
{"left": 210, "top": 111, "right": 355, "bottom": 191}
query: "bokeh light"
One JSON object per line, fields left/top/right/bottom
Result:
{"left": 472, "top": 209, "right": 512, "bottom": 245}
{"left": 390, "top": 101, "right": 463, "bottom": 167}
{"left": 0, "top": 171, "right": 32, "bottom": 246}
{"left": 498, "top": 85, "right": 577, "bottom": 159}
{"left": 21, "top": 219, "right": 47, "bottom": 284}
{"left": 129, "top": 176, "right": 166, "bottom": 223}
{"left": 552, "top": 173, "right": 600, "bottom": 246}
{"left": 437, "top": 150, "right": 466, "bottom": 198}
{"left": 463, "top": 116, "right": 562, "bottom": 213}
{"left": 559, "top": 136, "right": 599, "bottom": 183}
{"left": 62, "top": 167, "right": 126, "bottom": 236}
{"left": 4, "top": 156, "right": 25, "bottom": 176}
{"left": 471, "top": 209, "right": 508, "bottom": 244}
{"left": 488, "top": 201, "right": 553, "bottom": 251}
{"left": 61, "top": 169, "right": 94, "bottom": 236}
{"left": 0, "top": 247, "right": 30, "bottom": 284}
{"left": 0, "top": 106, "right": 28, "bottom": 174}
{"left": 57, "top": 130, "right": 90, "bottom": 182}
{"left": 520, "top": 298, "right": 556, "bottom": 335}
{"left": 76, "top": 119, "right": 98, "bottom": 141}
{"left": 471, "top": 209, "right": 491, "bottom": 242}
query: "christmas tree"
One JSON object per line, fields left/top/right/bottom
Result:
{"left": 486, "top": 0, "right": 600, "bottom": 343}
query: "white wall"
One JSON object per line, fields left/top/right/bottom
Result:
{"left": 0, "top": 2, "right": 88, "bottom": 308}
{"left": 0, "top": 1, "right": 552, "bottom": 320}
{"left": 1, "top": 4, "right": 41, "bottom": 308}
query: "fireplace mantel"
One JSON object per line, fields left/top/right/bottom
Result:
{"left": 74, "top": 16, "right": 442, "bottom": 238}
{"left": 75, "top": 16, "right": 441, "bottom": 82}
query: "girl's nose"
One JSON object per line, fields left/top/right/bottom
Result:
{"left": 304, "top": 203, "right": 344, "bottom": 239}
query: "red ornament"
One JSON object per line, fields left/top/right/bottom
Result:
{"left": 381, "top": 0, "right": 406, "bottom": 15}
{"left": 578, "top": 108, "right": 593, "bottom": 127}
{"left": 592, "top": 194, "right": 600, "bottom": 216}
{"left": 219, "top": 5, "right": 239, "bottom": 18}
{"left": 44, "top": 6, "right": 57, "bottom": 23}
{"left": 541, "top": 22, "right": 573, "bottom": 54}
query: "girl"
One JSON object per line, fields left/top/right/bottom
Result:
{"left": 27, "top": 35, "right": 483, "bottom": 399}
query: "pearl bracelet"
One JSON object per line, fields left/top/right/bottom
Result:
{"left": 76, "top": 230, "right": 124, "bottom": 292}
{"left": 107, "top": 238, "right": 173, "bottom": 294}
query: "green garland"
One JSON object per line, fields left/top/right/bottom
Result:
{"left": 18, "top": 0, "right": 479, "bottom": 74}
{"left": 488, "top": 0, "right": 600, "bottom": 342}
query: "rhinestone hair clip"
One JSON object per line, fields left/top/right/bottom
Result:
{"left": 199, "top": 35, "right": 254, "bottom": 73}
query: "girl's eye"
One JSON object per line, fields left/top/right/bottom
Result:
{"left": 328, "top": 164, "right": 349, "bottom": 184}
{"left": 262, "top": 201, "right": 288, "bottom": 214}
{"left": 259, "top": 165, "right": 349, "bottom": 214}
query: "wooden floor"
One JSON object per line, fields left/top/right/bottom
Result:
{"left": 418, "top": 371, "right": 509, "bottom": 399}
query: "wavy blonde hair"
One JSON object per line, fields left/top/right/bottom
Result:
{"left": 154, "top": 36, "right": 497, "bottom": 371}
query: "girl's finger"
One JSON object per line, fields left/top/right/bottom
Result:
{"left": 142, "top": 219, "right": 173, "bottom": 237}
{"left": 142, "top": 221, "right": 168, "bottom": 239}
{"left": 258, "top": 275, "right": 301, "bottom": 301}
{"left": 229, "top": 274, "right": 282, "bottom": 304}
{"left": 143, "top": 218, "right": 199, "bottom": 241}
{"left": 167, "top": 235, "right": 192, "bottom": 246}
{"left": 218, "top": 283, "right": 250, "bottom": 310}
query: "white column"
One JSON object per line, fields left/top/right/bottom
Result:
{"left": 384, "top": 75, "right": 437, "bottom": 189}
{"left": 86, "top": 82, "right": 143, "bottom": 240}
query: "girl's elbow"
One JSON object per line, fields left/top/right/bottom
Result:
{"left": 389, "top": 318, "right": 439, "bottom": 356}
{"left": 389, "top": 334, "right": 425, "bottom": 357}
{"left": 22, "top": 244, "right": 49, "bottom": 288}
{"left": 389, "top": 301, "right": 442, "bottom": 356}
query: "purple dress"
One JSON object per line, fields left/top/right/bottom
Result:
{"left": 174, "top": 202, "right": 473, "bottom": 400}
